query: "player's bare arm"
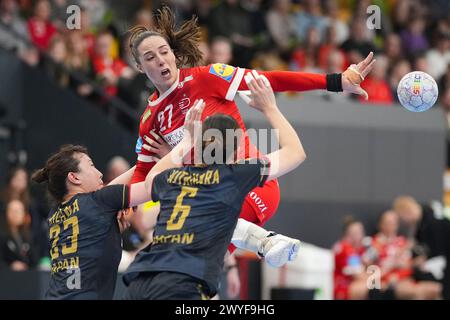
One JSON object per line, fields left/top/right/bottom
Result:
{"left": 245, "top": 71, "right": 306, "bottom": 181}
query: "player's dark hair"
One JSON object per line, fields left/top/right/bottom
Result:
{"left": 202, "top": 114, "right": 241, "bottom": 164}
{"left": 31, "top": 145, "right": 88, "bottom": 203}
{"left": 128, "top": 6, "right": 203, "bottom": 68}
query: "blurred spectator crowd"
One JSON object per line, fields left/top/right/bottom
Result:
{"left": 333, "top": 196, "right": 450, "bottom": 300}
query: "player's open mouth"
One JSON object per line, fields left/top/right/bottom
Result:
{"left": 161, "top": 69, "right": 170, "bottom": 77}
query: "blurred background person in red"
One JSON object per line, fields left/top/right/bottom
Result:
{"left": 333, "top": 216, "right": 370, "bottom": 300}
{"left": 27, "top": 0, "right": 56, "bottom": 51}
{"left": 91, "top": 30, "right": 132, "bottom": 98}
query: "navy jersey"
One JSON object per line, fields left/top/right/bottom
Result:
{"left": 46, "top": 184, "right": 129, "bottom": 300}
{"left": 124, "top": 159, "right": 269, "bottom": 295}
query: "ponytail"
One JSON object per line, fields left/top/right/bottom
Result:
{"left": 31, "top": 167, "right": 49, "bottom": 183}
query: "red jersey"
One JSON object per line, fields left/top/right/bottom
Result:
{"left": 132, "top": 63, "right": 327, "bottom": 183}
{"left": 333, "top": 240, "right": 366, "bottom": 300}
{"left": 27, "top": 18, "right": 56, "bottom": 51}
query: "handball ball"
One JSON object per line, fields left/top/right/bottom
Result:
{"left": 397, "top": 71, "right": 438, "bottom": 112}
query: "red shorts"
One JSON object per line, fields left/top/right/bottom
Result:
{"left": 228, "top": 178, "right": 281, "bottom": 253}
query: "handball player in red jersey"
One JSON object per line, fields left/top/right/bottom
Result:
{"left": 126, "top": 7, "right": 375, "bottom": 262}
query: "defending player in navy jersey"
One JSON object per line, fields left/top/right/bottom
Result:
{"left": 45, "top": 182, "right": 128, "bottom": 299}
{"left": 123, "top": 72, "right": 307, "bottom": 299}
{"left": 32, "top": 145, "right": 135, "bottom": 299}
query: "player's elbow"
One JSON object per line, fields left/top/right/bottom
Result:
{"left": 292, "top": 148, "right": 307, "bottom": 168}
{"left": 299, "top": 150, "right": 307, "bottom": 164}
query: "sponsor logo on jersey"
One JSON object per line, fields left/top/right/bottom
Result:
{"left": 135, "top": 136, "right": 143, "bottom": 153}
{"left": 178, "top": 97, "right": 190, "bottom": 113}
{"left": 163, "top": 126, "right": 185, "bottom": 148}
{"left": 141, "top": 109, "right": 152, "bottom": 124}
{"left": 209, "top": 63, "right": 236, "bottom": 82}
{"left": 248, "top": 191, "right": 268, "bottom": 217}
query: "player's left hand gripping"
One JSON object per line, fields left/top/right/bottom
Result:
{"left": 342, "top": 52, "right": 376, "bottom": 100}
{"left": 142, "top": 130, "right": 172, "bottom": 159}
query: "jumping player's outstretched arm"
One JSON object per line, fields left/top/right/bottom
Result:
{"left": 256, "top": 52, "right": 375, "bottom": 99}
{"left": 245, "top": 71, "right": 306, "bottom": 181}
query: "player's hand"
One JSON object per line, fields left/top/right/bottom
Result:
{"left": 342, "top": 51, "right": 376, "bottom": 100}
{"left": 117, "top": 209, "right": 131, "bottom": 233}
{"left": 142, "top": 131, "right": 172, "bottom": 159}
{"left": 244, "top": 70, "right": 277, "bottom": 113}
{"left": 184, "top": 99, "right": 205, "bottom": 143}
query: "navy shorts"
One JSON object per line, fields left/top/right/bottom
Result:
{"left": 122, "top": 272, "right": 212, "bottom": 300}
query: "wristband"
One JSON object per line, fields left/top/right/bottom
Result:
{"left": 326, "top": 73, "right": 343, "bottom": 92}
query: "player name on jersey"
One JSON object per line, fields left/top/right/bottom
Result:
{"left": 48, "top": 199, "right": 80, "bottom": 225}
{"left": 167, "top": 168, "right": 220, "bottom": 186}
